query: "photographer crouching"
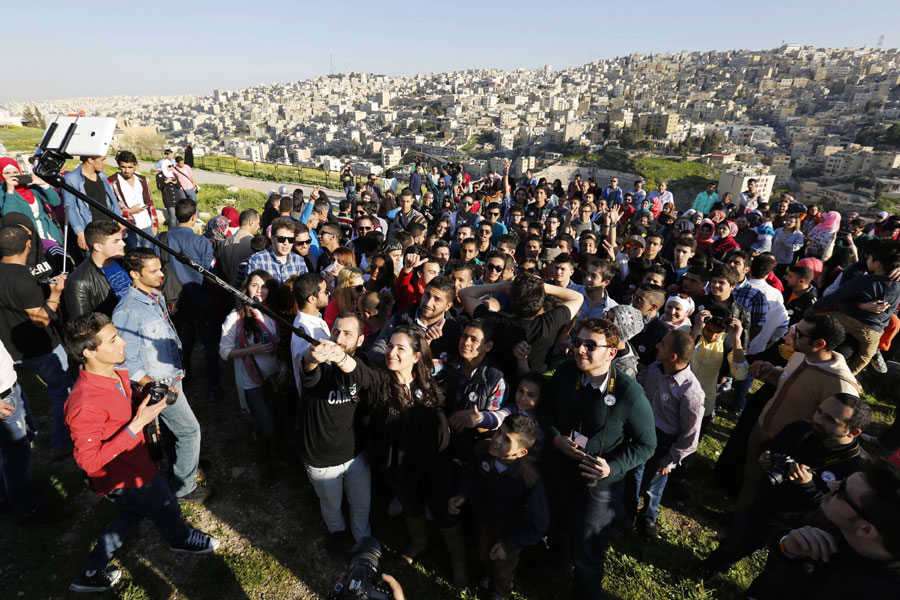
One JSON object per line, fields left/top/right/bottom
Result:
{"left": 702, "top": 393, "right": 870, "bottom": 576}
{"left": 63, "top": 313, "right": 219, "bottom": 593}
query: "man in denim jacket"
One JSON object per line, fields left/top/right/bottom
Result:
{"left": 62, "top": 156, "right": 123, "bottom": 253}
{"left": 111, "top": 248, "right": 208, "bottom": 503}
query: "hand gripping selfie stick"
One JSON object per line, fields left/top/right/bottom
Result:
{"left": 32, "top": 118, "right": 319, "bottom": 345}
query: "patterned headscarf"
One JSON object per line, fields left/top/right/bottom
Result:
{"left": 204, "top": 215, "right": 231, "bottom": 243}
{"left": 608, "top": 305, "right": 644, "bottom": 342}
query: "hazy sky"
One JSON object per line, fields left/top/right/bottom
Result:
{"left": 3, "top": 0, "right": 896, "bottom": 102}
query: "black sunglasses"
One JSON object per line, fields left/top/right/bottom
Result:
{"left": 572, "top": 337, "right": 612, "bottom": 352}
{"left": 488, "top": 212, "right": 500, "bottom": 217}
{"left": 486, "top": 264, "right": 504, "bottom": 272}
{"left": 520, "top": 267, "right": 536, "bottom": 274}
{"left": 275, "top": 235, "right": 293, "bottom": 244}
{"left": 295, "top": 238, "right": 311, "bottom": 246}
{"left": 834, "top": 478, "right": 879, "bottom": 527}
{"left": 352, "top": 284, "right": 365, "bottom": 292}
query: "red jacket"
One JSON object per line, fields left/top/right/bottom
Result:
{"left": 393, "top": 268, "right": 425, "bottom": 311}
{"left": 65, "top": 368, "right": 157, "bottom": 496}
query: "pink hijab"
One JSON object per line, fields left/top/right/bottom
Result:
{"left": 816, "top": 211, "right": 841, "bottom": 233}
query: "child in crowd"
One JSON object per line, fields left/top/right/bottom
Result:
{"left": 772, "top": 214, "right": 805, "bottom": 279}
{"left": 782, "top": 265, "right": 817, "bottom": 325}
{"left": 448, "top": 414, "right": 548, "bottom": 600}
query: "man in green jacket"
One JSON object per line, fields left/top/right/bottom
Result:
{"left": 540, "top": 317, "right": 656, "bottom": 600}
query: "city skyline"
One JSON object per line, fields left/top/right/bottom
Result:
{"left": 3, "top": 0, "right": 897, "bottom": 102}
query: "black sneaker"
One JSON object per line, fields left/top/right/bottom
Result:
{"left": 177, "top": 485, "right": 212, "bottom": 504}
{"left": 637, "top": 519, "right": 659, "bottom": 539}
{"left": 326, "top": 530, "right": 348, "bottom": 563}
{"left": 69, "top": 567, "right": 122, "bottom": 592}
{"left": 170, "top": 528, "right": 220, "bottom": 554}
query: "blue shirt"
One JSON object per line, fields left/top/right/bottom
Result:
{"left": 102, "top": 261, "right": 132, "bottom": 299}
{"left": 242, "top": 247, "right": 308, "bottom": 285}
{"left": 164, "top": 226, "right": 214, "bottom": 287}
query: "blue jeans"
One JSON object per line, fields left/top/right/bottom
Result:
{"left": 124, "top": 226, "right": 157, "bottom": 252}
{"left": 344, "top": 186, "right": 354, "bottom": 200}
{"left": 572, "top": 480, "right": 624, "bottom": 600}
{"left": 18, "top": 344, "right": 73, "bottom": 451}
{"left": 158, "top": 380, "right": 200, "bottom": 497}
{"left": 625, "top": 431, "right": 679, "bottom": 526}
{"left": 0, "top": 383, "right": 38, "bottom": 517}
{"left": 733, "top": 374, "right": 754, "bottom": 413}
{"left": 304, "top": 453, "right": 372, "bottom": 541}
{"left": 82, "top": 475, "right": 190, "bottom": 573}
{"left": 166, "top": 206, "right": 177, "bottom": 228}
{"left": 178, "top": 188, "right": 198, "bottom": 203}
{"left": 244, "top": 386, "right": 275, "bottom": 440}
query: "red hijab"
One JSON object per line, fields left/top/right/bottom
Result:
{"left": 0, "top": 158, "right": 36, "bottom": 204}
{"left": 221, "top": 206, "right": 240, "bottom": 228}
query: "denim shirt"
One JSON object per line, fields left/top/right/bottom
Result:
{"left": 112, "top": 286, "right": 183, "bottom": 382}
{"left": 62, "top": 165, "right": 123, "bottom": 235}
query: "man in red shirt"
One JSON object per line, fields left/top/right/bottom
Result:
{"left": 63, "top": 313, "right": 219, "bottom": 593}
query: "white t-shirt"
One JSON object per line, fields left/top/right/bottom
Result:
{"left": 115, "top": 174, "right": 152, "bottom": 230}
{"left": 291, "top": 311, "right": 330, "bottom": 397}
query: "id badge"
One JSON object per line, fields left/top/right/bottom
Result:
{"left": 571, "top": 429, "right": 589, "bottom": 449}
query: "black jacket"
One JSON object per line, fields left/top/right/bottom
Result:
{"left": 783, "top": 285, "right": 817, "bottom": 325}
{"left": 64, "top": 258, "right": 118, "bottom": 319}
{"left": 748, "top": 511, "right": 900, "bottom": 600}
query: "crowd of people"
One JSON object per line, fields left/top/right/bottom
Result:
{"left": 1, "top": 149, "right": 900, "bottom": 598}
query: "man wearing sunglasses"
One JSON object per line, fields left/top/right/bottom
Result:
{"left": 241, "top": 216, "right": 308, "bottom": 286}
{"left": 703, "top": 393, "right": 870, "bottom": 576}
{"left": 448, "top": 194, "right": 481, "bottom": 235}
{"left": 484, "top": 201, "right": 508, "bottom": 246}
{"left": 541, "top": 317, "right": 656, "bottom": 600}
{"left": 746, "top": 462, "right": 900, "bottom": 599}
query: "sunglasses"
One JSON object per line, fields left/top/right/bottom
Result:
{"left": 572, "top": 337, "right": 612, "bottom": 352}
{"left": 275, "top": 235, "right": 293, "bottom": 244}
{"left": 461, "top": 201, "right": 473, "bottom": 206}
{"left": 295, "top": 238, "right": 311, "bottom": 246}
{"left": 352, "top": 284, "right": 365, "bottom": 292}
{"left": 833, "top": 478, "right": 879, "bottom": 526}
{"left": 520, "top": 267, "right": 536, "bottom": 274}
{"left": 486, "top": 264, "right": 504, "bottom": 272}
{"left": 624, "top": 243, "right": 643, "bottom": 250}
{"left": 358, "top": 226, "right": 372, "bottom": 232}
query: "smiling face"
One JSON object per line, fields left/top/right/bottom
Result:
{"left": 458, "top": 325, "right": 492, "bottom": 362}
{"left": 664, "top": 300, "right": 686, "bottom": 323}
{"left": 573, "top": 328, "right": 616, "bottom": 374}
{"left": 419, "top": 287, "right": 452, "bottom": 321}
{"left": 246, "top": 274, "right": 270, "bottom": 303}
{"left": 385, "top": 331, "right": 420, "bottom": 374}
{"left": 515, "top": 380, "right": 541, "bottom": 412}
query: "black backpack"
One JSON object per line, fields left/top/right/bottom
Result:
{"left": 156, "top": 231, "right": 184, "bottom": 314}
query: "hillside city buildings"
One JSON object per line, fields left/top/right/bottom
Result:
{"left": 3, "top": 44, "right": 900, "bottom": 213}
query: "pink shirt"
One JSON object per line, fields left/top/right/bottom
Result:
{"left": 172, "top": 163, "right": 195, "bottom": 190}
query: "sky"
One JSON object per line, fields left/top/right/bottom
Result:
{"left": 2, "top": 0, "right": 897, "bottom": 103}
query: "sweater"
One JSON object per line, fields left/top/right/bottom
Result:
{"left": 815, "top": 273, "right": 900, "bottom": 333}
{"left": 757, "top": 352, "right": 861, "bottom": 438}
{"left": 540, "top": 361, "right": 656, "bottom": 490}
{"left": 0, "top": 185, "right": 63, "bottom": 243}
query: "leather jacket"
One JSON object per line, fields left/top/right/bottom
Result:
{"left": 64, "top": 258, "right": 118, "bottom": 319}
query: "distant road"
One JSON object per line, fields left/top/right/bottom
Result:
{"left": 136, "top": 160, "right": 343, "bottom": 203}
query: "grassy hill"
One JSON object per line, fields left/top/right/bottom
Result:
{"left": 0, "top": 125, "right": 44, "bottom": 152}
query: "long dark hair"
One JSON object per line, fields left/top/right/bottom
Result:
{"left": 239, "top": 269, "right": 275, "bottom": 339}
{"left": 385, "top": 326, "right": 443, "bottom": 413}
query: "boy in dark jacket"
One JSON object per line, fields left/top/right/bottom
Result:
{"left": 448, "top": 414, "right": 548, "bottom": 600}
{"left": 815, "top": 239, "right": 900, "bottom": 374}
{"left": 783, "top": 265, "right": 818, "bottom": 325}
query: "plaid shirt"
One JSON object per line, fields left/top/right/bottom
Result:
{"left": 733, "top": 280, "right": 769, "bottom": 329}
{"left": 239, "top": 248, "right": 307, "bottom": 286}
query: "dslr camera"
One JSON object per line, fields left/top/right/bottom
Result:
{"left": 764, "top": 452, "right": 797, "bottom": 486}
{"left": 327, "top": 537, "right": 393, "bottom": 600}
{"left": 146, "top": 381, "right": 178, "bottom": 406}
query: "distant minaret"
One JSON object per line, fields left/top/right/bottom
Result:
{"left": 876, "top": 34, "right": 885, "bottom": 49}
{"left": 330, "top": 54, "right": 335, "bottom": 75}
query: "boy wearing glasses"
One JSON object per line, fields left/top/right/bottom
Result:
{"left": 241, "top": 216, "right": 308, "bottom": 286}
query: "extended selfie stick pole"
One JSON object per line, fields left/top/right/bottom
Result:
{"left": 32, "top": 123, "right": 318, "bottom": 345}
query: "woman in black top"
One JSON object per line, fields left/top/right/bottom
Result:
{"left": 320, "top": 326, "right": 467, "bottom": 584}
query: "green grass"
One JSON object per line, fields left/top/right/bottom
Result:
{"left": 0, "top": 125, "right": 44, "bottom": 152}
{"left": 6, "top": 345, "right": 895, "bottom": 599}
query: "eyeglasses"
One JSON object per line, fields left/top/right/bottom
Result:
{"left": 572, "top": 337, "right": 612, "bottom": 352}
{"left": 275, "top": 235, "right": 293, "bottom": 244}
{"left": 486, "top": 263, "right": 504, "bottom": 272}
{"left": 295, "top": 238, "right": 311, "bottom": 246}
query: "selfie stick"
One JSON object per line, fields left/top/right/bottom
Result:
{"left": 32, "top": 120, "right": 318, "bottom": 345}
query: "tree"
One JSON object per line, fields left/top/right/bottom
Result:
{"left": 21, "top": 106, "right": 36, "bottom": 127}
{"left": 32, "top": 106, "right": 46, "bottom": 128}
